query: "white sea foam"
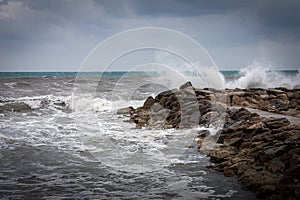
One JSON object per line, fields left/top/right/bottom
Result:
{"left": 72, "top": 95, "right": 144, "bottom": 113}
{"left": 225, "top": 62, "right": 300, "bottom": 89}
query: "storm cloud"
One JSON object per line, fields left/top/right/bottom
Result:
{"left": 0, "top": 0, "right": 299, "bottom": 71}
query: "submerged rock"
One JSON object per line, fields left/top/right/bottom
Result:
{"left": 0, "top": 102, "right": 32, "bottom": 112}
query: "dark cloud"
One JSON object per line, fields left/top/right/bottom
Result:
{"left": 128, "top": 0, "right": 248, "bottom": 16}
{"left": 0, "top": 0, "right": 299, "bottom": 70}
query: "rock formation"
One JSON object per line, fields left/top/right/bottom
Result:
{"left": 117, "top": 82, "right": 300, "bottom": 200}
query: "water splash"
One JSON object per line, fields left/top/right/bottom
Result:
{"left": 225, "top": 62, "right": 300, "bottom": 89}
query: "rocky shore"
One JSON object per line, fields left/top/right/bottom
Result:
{"left": 117, "top": 82, "right": 300, "bottom": 200}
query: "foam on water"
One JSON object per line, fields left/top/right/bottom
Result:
{"left": 225, "top": 62, "right": 300, "bottom": 89}
{"left": 0, "top": 75, "right": 258, "bottom": 199}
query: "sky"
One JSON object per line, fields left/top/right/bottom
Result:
{"left": 0, "top": 0, "right": 300, "bottom": 71}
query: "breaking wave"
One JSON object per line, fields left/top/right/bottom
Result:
{"left": 225, "top": 62, "right": 300, "bottom": 89}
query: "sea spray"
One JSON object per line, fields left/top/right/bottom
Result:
{"left": 225, "top": 62, "right": 300, "bottom": 89}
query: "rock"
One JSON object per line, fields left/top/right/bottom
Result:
{"left": 224, "top": 137, "right": 244, "bottom": 148}
{"left": 230, "top": 107, "right": 253, "bottom": 120}
{"left": 270, "top": 99, "right": 289, "bottom": 111}
{"left": 277, "top": 93, "right": 289, "bottom": 103}
{"left": 155, "top": 89, "right": 177, "bottom": 102}
{"left": 194, "top": 89, "right": 212, "bottom": 97}
{"left": 199, "top": 111, "right": 218, "bottom": 125}
{"left": 198, "top": 100, "right": 212, "bottom": 115}
{"left": 150, "top": 108, "right": 170, "bottom": 121}
{"left": 263, "top": 118, "right": 290, "bottom": 129}
{"left": 229, "top": 160, "right": 252, "bottom": 176}
{"left": 247, "top": 122, "right": 265, "bottom": 130}
{"left": 150, "top": 103, "right": 164, "bottom": 113}
{"left": 120, "top": 85, "right": 300, "bottom": 200}
{"left": 54, "top": 100, "right": 66, "bottom": 107}
{"left": 268, "top": 157, "right": 285, "bottom": 173}
{"left": 277, "top": 165, "right": 300, "bottom": 199}
{"left": 116, "top": 106, "right": 134, "bottom": 115}
{"left": 143, "top": 96, "right": 156, "bottom": 109}
{"left": 284, "top": 109, "right": 300, "bottom": 117}
{"left": 1, "top": 102, "right": 31, "bottom": 112}
{"left": 239, "top": 169, "right": 280, "bottom": 191}
{"left": 197, "top": 130, "right": 210, "bottom": 139}
{"left": 179, "top": 81, "right": 193, "bottom": 90}
{"left": 208, "top": 146, "right": 238, "bottom": 163}
{"left": 267, "top": 88, "right": 285, "bottom": 95}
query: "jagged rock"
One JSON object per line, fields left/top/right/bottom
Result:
{"left": 208, "top": 146, "right": 238, "bottom": 163}
{"left": 179, "top": 81, "right": 192, "bottom": 90}
{"left": 121, "top": 84, "right": 300, "bottom": 200}
{"left": 155, "top": 89, "right": 177, "bottom": 102}
{"left": 143, "top": 96, "right": 156, "bottom": 109}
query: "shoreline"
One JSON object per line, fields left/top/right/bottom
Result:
{"left": 118, "top": 82, "right": 300, "bottom": 200}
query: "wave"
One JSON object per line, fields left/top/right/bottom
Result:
{"left": 225, "top": 62, "right": 300, "bottom": 89}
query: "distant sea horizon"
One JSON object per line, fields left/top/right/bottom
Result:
{"left": 0, "top": 70, "right": 298, "bottom": 77}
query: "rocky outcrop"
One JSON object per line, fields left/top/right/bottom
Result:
{"left": 117, "top": 84, "right": 300, "bottom": 129}
{"left": 117, "top": 83, "right": 226, "bottom": 129}
{"left": 203, "top": 108, "right": 300, "bottom": 200}
{"left": 117, "top": 82, "right": 300, "bottom": 200}
{"left": 226, "top": 88, "right": 300, "bottom": 117}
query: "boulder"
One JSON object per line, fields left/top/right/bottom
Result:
{"left": 116, "top": 106, "right": 134, "bottom": 115}
{"left": 155, "top": 89, "right": 177, "bottom": 102}
{"left": 1, "top": 102, "right": 31, "bottom": 112}
{"left": 179, "top": 81, "right": 193, "bottom": 90}
{"left": 143, "top": 96, "right": 156, "bottom": 109}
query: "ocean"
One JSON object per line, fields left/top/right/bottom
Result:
{"left": 0, "top": 68, "right": 299, "bottom": 199}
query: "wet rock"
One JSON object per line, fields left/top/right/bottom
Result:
{"left": 143, "top": 96, "right": 156, "bottom": 109}
{"left": 120, "top": 84, "right": 300, "bottom": 200}
{"left": 1, "top": 102, "right": 31, "bottom": 112}
{"left": 199, "top": 111, "right": 218, "bottom": 125}
{"left": 54, "top": 100, "right": 66, "bottom": 107}
{"left": 179, "top": 81, "right": 192, "bottom": 90}
{"left": 155, "top": 89, "right": 177, "bottom": 102}
{"left": 116, "top": 106, "right": 134, "bottom": 115}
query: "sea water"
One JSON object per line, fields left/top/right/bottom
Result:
{"left": 2, "top": 65, "right": 298, "bottom": 199}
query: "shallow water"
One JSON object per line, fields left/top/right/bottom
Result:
{"left": 0, "top": 75, "right": 258, "bottom": 199}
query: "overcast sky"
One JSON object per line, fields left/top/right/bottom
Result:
{"left": 0, "top": 0, "right": 300, "bottom": 71}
